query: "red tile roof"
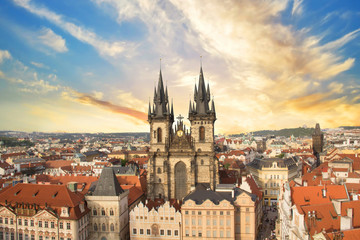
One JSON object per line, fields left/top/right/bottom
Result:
{"left": 326, "top": 228, "right": 360, "bottom": 240}
{"left": 121, "top": 185, "right": 144, "bottom": 206}
{"left": 291, "top": 185, "right": 348, "bottom": 213}
{"left": 0, "top": 183, "right": 88, "bottom": 220}
{"left": 341, "top": 200, "right": 360, "bottom": 228}
{"left": 45, "top": 160, "right": 74, "bottom": 169}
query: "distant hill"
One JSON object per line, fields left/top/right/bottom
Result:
{"left": 230, "top": 127, "right": 315, "bottom": 138}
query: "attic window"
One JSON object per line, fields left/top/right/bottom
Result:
{"left": 52, "top": 192, "right": 58, "bottom": 198}
{"left": 14, "top": 190, "right": 21, "bottom": 196}
{"left": 33, "top": 191, "right": 39, "bottom": 197}
{"left": 304, "top": 196, "right": 310, "bottom": 202}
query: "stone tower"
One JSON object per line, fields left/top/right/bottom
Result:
{"left": 312, "top": 123, "right": 324, "bottom": 166}
{"left": 86, "top": 167, "right": 129, "bottom": 240}
{"left": 147, "top": 67, "right": 218, "bottom": 201}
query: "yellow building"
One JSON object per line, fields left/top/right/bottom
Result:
{"left": 246, "top": 157, "right": 301, "bottom": 206}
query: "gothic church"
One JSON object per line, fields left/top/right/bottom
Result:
{"left": 147, "top": 67, "right": 219, "bottom": 200}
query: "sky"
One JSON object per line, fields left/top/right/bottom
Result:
{"left": 0, "top": 0, "right": 360, "bottom": 134}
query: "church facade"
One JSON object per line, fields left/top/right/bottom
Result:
{"left": 147, "top": 67, "right": 219, "bottom": 200}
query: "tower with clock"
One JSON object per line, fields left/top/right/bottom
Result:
{"left": 147, "top": 66, "right": 218, "bottom": 201}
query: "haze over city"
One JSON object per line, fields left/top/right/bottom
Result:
{"left": 0, "top": 0, "right": 360, "bottom": 134}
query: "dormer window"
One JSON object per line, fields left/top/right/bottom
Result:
{"left": 60, "top": 207, "right": 69, "bottom": 217}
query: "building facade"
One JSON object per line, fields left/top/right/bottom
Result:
{"left": 86, "top": 167, "right": 129, "bottom": 240}
{"left": 147, "top": 68, "right": 219, "bottom": 200}
{"left": 0, "top": 183, "right": 90, "bottom": 240}
{"left": 246, "top": 157, "right": 301, "bottom": 206}
{"left": 312, "top": 123, "right": 324, "bottom": 165}
{"left": 129, "top": 200, "right": 181, "bottom": 240}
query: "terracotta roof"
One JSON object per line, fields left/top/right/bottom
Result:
{"left": 341, "top": 200, "right": 360, "bottom": 228}
{"left": 326, "top": 228, "right": 360, "bottom": 240}
{"left": 0, "top": 161, "right": 13, "bottom": 169}
{"left": 246, "top": 175, "right": 263, "bottom": 200}
{"left": 45, "top": 160, "right": 74, "bottom": 169}
{"left": 291, "top": 185, "right": 348, "bottom": 213}
{"left": 121, "top": 185, "right": 144, "bottom": 206}
{"left": 35, "top": 174, "right": 98, "bottom": 194}
{"left": 302, "top": 162, "right": 334, "bottom": 186}
{"left": 0, "top": 183, "right": 88, "bottom": 220}
{"left": 302, "top": 203, "right": 340, "bottom": 237}
{"left": 145, "top": 198, "right": 181, "bottom": 212}
{"left": 332, "top": 168, "right": 349, "bottom": 172}
{"left": 1, "top": 152, "right": 27, "bottom": 160}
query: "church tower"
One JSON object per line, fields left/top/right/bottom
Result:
{"left": 312, "top": 123, "right": 324, "bottom": 166}
{"left": 147, "top": 70, "right": 174, "bottom": 200}
{"left": 188, "top": 67, "right": 218, "bottom": 190}
{"left": 147, "top": 66, "right": 218, "bottom": 201}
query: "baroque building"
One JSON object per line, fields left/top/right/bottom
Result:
{"left": 147, "top": 67, "right": 219, "bottom": 200}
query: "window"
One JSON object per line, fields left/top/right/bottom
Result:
{"left": 133, "top": 228, "right": 137, "bottom": 235}
{"left": 220, "top": 211, "right": 224, "bottom": 215}
{"left": 198, "top": 230, "right": 202, "bottom": 237}
{"left": 227, "top": 219, "right": 231, "bottom": 226}
{"left": 213, "top": 211, "right": 216, "bottom": 215}
{"left": 246, "top": 226, "right": 250, "bottom": 233}
{"left": 5, "top": 218, "right": 8, "bottom": 224}
{"left": 10, "top": 218, "right": 13, "bottom": 225}
{"left": 39, "top": 237, "right": 43, "bottom": 240}
{"left": 198, "top": 219, "right": 202, "bottom": 225}
{"left": 38, "top": 221, "right": 42, "bottom": 227}
{"left": 220, "top": 219, "right": 224, "bottom": 226}
{"left": 101, "top": 208, "right": 105, "bottom": 216}
{"left": 227, "top": 211, "right": 230, "bottom": 215}
{"left": 160, "top": 230, "right": 164, "bottom": 236}
{"left": 201, "top": 159, "right": 204, "bottom": 165}
{"left": 93, "top": 209, "right": 97, "bottom": 215}
{"left": 67, "top": 223, "right": 71, "bottom": 230}
{"left": 0, "top": 217, "right": 2, "bottom": 223}
{"left": 185, "top": 219, "right": 189, "bottom": 225}
{"left": 18, "top": 219, "right": 22, "bottom": 225}
{"left": 246, "top": 208, "right": 249, "bottom": 212}
{"left": 185, "top": 230, "right": 189, "bottom": 237}
{"left": 167, "top": 230, "right": 171, "bottom": 236}
{"left": 227, "top": 230, "right": 231, "bottom": 237}
{"left": 94, "top": 224, "right": 98, "bottom": 231}
{"left": 220, "top": 231, "right": 224, "bottom": 237}
{"left": 19, "top": 233, "right": 23, "bottom": 240}
{"left": 192, "top": 219, "right": 195, "bottom": 225}
{"left": 30, "top": 220, "right": 34, "bottom": 227}
{"left": 207, "top": 231, "right": 211, "bottom": 237}
{"left": 60, "top": 222, "right": 63, "bottom": 229}
{"left": 246, "top": 216, "right": 250, "bottom": 223}
{"left": 102, "top": 223, "right": 106, "bottom": 231}
{"left": 207, "top": 211, "right": 210, "bottom": 215}
{"left": 192, "top": 230, "right": 196, "bottom": 237}
{"left": 157, "top": 128, "right": 162, "bottom": 143}
{"left": 199, "top": 126, "right": 205, "bottom": 141}
{"left": 147, "top": 229, "right": 151, "bottom": 235}
{"left": 31, "top": 236, "right": 35, "bottom": 240}
{"left": 213, "top": 219, "right": 217, "bottom": 225}
{"left": 192, "top": 211, "right": 195, "bottom": 215}
{"left": 157, "top": 168, "right": 161, "bottom": 174}
{"left": 174, "top": 230, "right": 178, "bottom": 236}
{"left": 140, "top": 229, "right": 144, "bottom": 235}
{"left": 185, "top": 211, "right": 189, "bottom": 215}
{"left": 51, "top": 222, "right": 55, "bottom": 228}
{"left": 207, "top": 219, "right": 210, "bottom": 225}
{"left": 198, "top": 211, "right": 202, "bottom": 215}
{"left": 45, "top": 221, "right": 48, "bottom": 228}
{"left": 24, "top": 219, "right": 28, "bottom": 226}
{"left": 110, "top": 224, "right": 114, "bottom": 231}
{"left": 213, "top": 231, "right": 217, "bottom": 237}
{"left": 110, "top": 209, "right": 114, "bottom": 216}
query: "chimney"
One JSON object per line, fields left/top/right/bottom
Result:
{"left": 347, "top": 208, "right": 353, "bottom": 218}
{"left": 303, "top": 180, "right": 308, "bottom": 186}
{"left": 322, "top": 188, "right": 326, "bottom": 198}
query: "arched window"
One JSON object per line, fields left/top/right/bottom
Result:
{"left": 199, "top": 126, "right": 205, "bottom": 141}
{"left": 93, "top": 209, "right": 97, "bottom": 216}
{"left": 157, "top": 128, "right": 162, "bottom": 143}
{"left": 109, "top": 209, "right": 114, "bottom": 216}
{"left": 110, "top": 223, "right": 114, "bottom": 231}
{"left": 159, "top": 178, "right": 161, "bottom": 183}
{"left": 102, "top": 223, "right": 106, "bottom": 231}
{"left": 157, "top": 167, "right": 161, "bottom": 174}
{"left": 94, "top": 223, "right": 98, "bottom": 231}
{"left": 101, "top": 208, "right": 105, "bottom": 216}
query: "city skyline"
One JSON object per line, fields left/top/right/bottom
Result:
{"left": 0, "top": 0, "right": 360, "bottom": 134}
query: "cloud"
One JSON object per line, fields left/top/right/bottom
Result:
{"left": 74, "top": 92, "right": 148, "bottom": 122}
{"left": 12, "top": 0, "right": 132, "bottom": 57}
{"left": 38, "top": 28, "right": 68, "bottom": 52}
{"left": 0, "top": 49, "right": 11, "bottom": 63}
{"left": 30, "top": 61, "right": 48, "bottom": 69}
{"left": 292, "top": 0, "right": 303, "bottom": 16}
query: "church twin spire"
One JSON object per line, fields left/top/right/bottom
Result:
{"left": 189, "top": 67, "right": 216, "bottom": 118}
{"left": 148, "top": 70, "right": 173, "bottom": 121}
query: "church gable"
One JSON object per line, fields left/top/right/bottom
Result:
{"left": 0, "top": 206, "right": 15, "bottom": 216}
{"left": 33, "top": 209, "right": 57, "bottom": 220}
